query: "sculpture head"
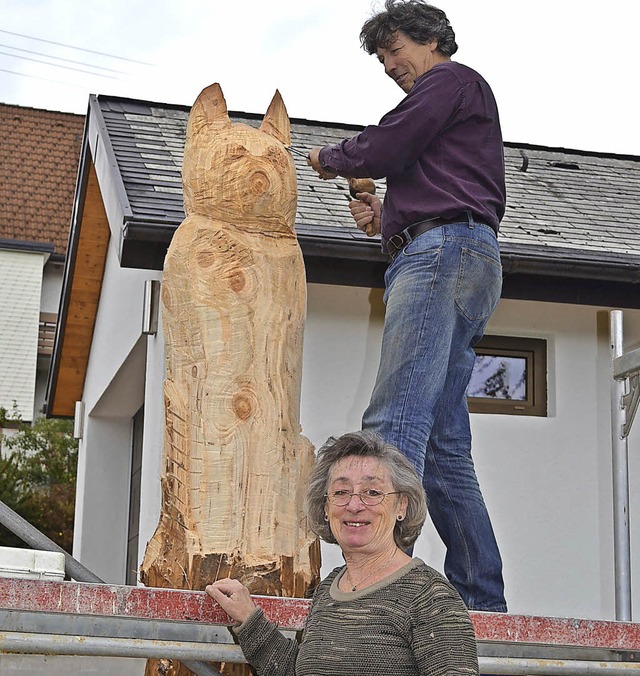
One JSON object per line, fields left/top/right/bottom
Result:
{"left": 182, "top": 83, "right": 297, "bottom": 233}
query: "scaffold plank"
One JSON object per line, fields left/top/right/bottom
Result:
{"left": 1, "top": 577, "right": 640, "bottom": 652}
{"left": 472, "top": 611, "right": 640, "bottom": 651}
{"left": 0, "top": 577, "right": 310, "bottom": 629}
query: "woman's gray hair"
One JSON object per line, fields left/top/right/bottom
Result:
{"left": 305, "top": 430, "right": 427, "bottom": 550}
{"left": 360, "top": 0, "right": 458, "bottom": 57}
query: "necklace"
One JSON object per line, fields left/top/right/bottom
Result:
{"left": 345, "top": 548, "right": 398, "bottom": 591}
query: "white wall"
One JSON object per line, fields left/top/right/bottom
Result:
{"left": 475, "top": 301, "right": 640, "bottom": 619}
{"left": 73, "top": 416, "right": 136, "bottom": 581}
{"left": 137, "top": 321, "right": 166, "bottom": 570}
{"left": 73, "top": 236, "right": 160, "bottom": 583}
{"left": 79, "top": 267, "right": 640, "bottom": 622}
{"left": 300, "top": 284, "right": 640, "bottom": 621}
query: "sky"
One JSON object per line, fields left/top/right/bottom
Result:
{"left": 1, "top": 0, "right": 638, "bottom": 156}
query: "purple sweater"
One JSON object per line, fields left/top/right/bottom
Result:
{"left": 319, "top": 61, "right": 506, "bottom": 240}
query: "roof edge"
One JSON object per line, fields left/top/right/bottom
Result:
{"left": 96, "top": 93, "right": 368, "bottom": 133}
{"left": 503, "top": 140, "right": 640, "bottom": 163}
{"left": 500, "top": 243, "right": 640, "bottom": 283}
{"left": 118, "top": 216, "right": 640, "bottom": 284}
{"left": 0, "top": 238, "right": 54, "bottom": 255}
{"left": 44, "top": 121, "right": 92, "bottom": 418}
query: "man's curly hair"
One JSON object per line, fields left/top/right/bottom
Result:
{"left": 360, "top": 0, "right": 458, "bottom": 56}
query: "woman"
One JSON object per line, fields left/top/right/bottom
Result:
{"left": 206, "top": 431, "right": 478, "bottom": 675}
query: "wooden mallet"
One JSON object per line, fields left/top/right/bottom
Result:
{"left": 347, "top": 177, "right": 377, "bottom": 237}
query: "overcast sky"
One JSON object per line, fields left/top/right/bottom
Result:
{"left": 1, "top": 0, "right": 638, "bottom": 156}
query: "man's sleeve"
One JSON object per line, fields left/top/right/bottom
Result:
{"left": 319, "top": 67, "right": 463, "bottom": 179}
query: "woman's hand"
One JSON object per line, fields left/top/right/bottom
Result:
{"left": 307, "top": 147, "right": 338, "bottom": 180}
{"left": 205, "top": 578, "right": 257, "bottom": 625}
{"left": 349, "top": 192, "right": 382, "bottom": 237}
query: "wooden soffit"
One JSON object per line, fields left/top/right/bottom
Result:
{"left": 48, "top": 159, "right": 110, "bottom": 417}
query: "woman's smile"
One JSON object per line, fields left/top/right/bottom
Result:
{"left": 326, "top": 456, "right": 406, "bottom": 555}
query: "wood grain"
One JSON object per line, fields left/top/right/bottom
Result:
{"left": 140, "top": 83, "right": 320, "bottom": 676}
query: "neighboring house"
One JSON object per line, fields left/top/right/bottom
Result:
{"left": 0, "top": 103, "right": 84, "bottom": 424}
{"left": 46, "top": 93, "right": 640, "bottom": 640}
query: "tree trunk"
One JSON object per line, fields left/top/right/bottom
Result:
{"left": 141, "top": 83, "right": 320, "bottom": 676}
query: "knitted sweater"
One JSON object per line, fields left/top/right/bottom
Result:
{"left": 234, "top": 558, "right": 478, "bottom": 675}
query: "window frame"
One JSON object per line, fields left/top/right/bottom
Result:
{"left": 468, "top": 335, "right": 547, "bottom": 416}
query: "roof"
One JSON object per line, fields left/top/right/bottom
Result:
{"left": 45, "top": 91, "right": 640, "bottom": 417}
{"left": 92, "top": 94, "right": 640, "bottom": 289}
{"left": 0, "top": 103, "right": 84, "bottom": 258}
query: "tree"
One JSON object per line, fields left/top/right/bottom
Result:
{"left": 0, "top": 406, "right": 78, "bottom": 551}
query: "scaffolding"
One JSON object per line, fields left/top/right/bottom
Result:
{"left": 610, "top": 310, "right": 640, "bottom": 621}
{"left": 1, "top": 311, "right": 639, "bottom": 674}
{"left": 1, "top": 576, "right": 640, "bottom": 675}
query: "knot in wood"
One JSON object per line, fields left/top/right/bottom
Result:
{"left": 229, "top": 269, "right": 246, "bottom": 292}
{"left": 196, "top": 248, "right": 217, "bottom": 268}
{"left": 250, "top": 170, "right": 270, "bottom": 195}
{"left": 161, "top": 284, "right": 173, "bottom": 312}
{"left": 232, "top": 391, "right": 256, "bottom": 420}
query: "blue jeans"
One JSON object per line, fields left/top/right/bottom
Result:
{"left": 362, "top": 217, "right": 507, "bottom": 612}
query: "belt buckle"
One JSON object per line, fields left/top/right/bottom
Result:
{"left": 387, "top": 233, "right": 406, "bottom": 254}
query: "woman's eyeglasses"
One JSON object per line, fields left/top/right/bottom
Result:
{"left": 324, "top": 490, "right": 402, "bottom": 507}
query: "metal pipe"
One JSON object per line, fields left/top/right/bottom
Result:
{"left": 0, "top": 631, "right": 244, "bottom": 662}
{"left": 609, "top": 310, "right": 632, "bottom": 621}
{"left": 0, "top": 502, "right": 220, "bottom": 675}
{"left": 1, "top": 631, "right": 639, "bottom": 674}
{"left": 480, "top": 656, "right": 640, "bottom": 675}
{"left": 0, "top": 500, "right": 103, "bottom": 584}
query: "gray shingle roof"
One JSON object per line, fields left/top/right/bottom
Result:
{"left": 501, "top": 147, "right": 640, "bottom": 257}
{"left": 91, "top": 94, "right": 640, "bottom": 294}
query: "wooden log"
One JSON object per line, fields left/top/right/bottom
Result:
{"left": 140, "top": 83, "right": 320, "bottom": 676}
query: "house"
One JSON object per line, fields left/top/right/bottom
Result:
{"left": 0, "top": 103, "right": 84, "bottom": 425}
{"left": 45, "top": 93, "right": 640, "bottom": 636}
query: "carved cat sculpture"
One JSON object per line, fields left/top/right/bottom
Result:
{"left": 141, "top": 83, "right": 319, "bottom": 623}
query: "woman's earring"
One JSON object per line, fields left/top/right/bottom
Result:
{"left": 324, "top": 513, "right": 329, "bottom": 522}
{"left": 397, "top": 515, "right": 404, "bottom": 522}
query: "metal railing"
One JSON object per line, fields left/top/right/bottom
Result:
{"left": 0, "top": 499, "right": 218, "bottom": 676}
{"left": 1, "top": 575, "right": 640, "bottom": 675}
{"left": 609, "top": 310, "right": 640, "bottom": 621}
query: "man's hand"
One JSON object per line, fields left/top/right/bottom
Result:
{"left": 349, "top": 192, "right": 382, "bottom": 237}
{"left": 206, "top": 578, "right": 257, "bottom": 625}
{"left": 307, "top": 147, "right": 338, "bottom": 180}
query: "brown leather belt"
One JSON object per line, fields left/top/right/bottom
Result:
{"left": 384, "top": 216, "right": 467, "bottom": 260}
{"left": 383, "top": 212, "right": 493, "bottom": 260}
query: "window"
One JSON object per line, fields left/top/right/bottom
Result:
{"left": 467, "top": 335, "right": 547, "bottom": 416}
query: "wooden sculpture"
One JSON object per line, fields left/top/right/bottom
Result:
{"left": 140, "top": 83, "right": 320, "bottom": 676}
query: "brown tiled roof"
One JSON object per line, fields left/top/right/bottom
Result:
{"left": 0, "top": 103, "right": 84, "bottom": 257}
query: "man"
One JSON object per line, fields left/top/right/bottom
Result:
{"left": 308, "top": 0, "right": 507, "bottom": 612}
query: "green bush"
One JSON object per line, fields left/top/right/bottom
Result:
{"left": 0, "top": 406, "right": 78, "bottom": 551}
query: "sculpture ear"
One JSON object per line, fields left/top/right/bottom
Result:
{"left": 188, "top": 83, "right": 231, "bottom": 134}
{"left": 260, "top": 90, "right": 290, "bottom": 146}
